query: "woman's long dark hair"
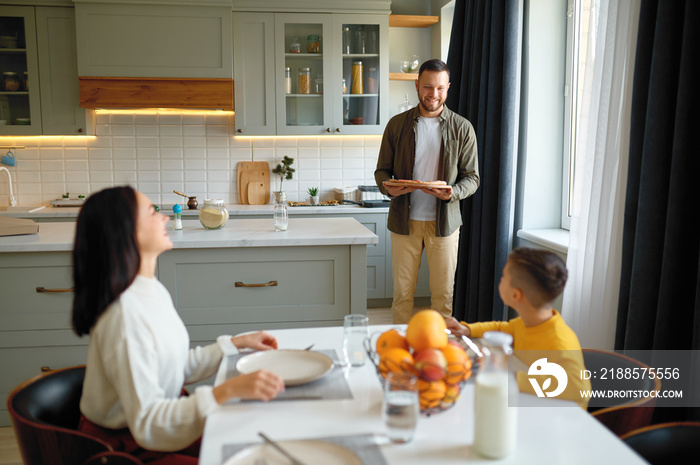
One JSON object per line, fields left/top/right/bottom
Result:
{"left": 72, "top": 186, "right": 141, "bottom": 336}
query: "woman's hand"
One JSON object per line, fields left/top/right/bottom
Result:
{"left": 231, "top": 331, "right": 278, "bottom": 351}
{"left": 213, "top": 370, "right": 285, "bottom": 404}
{"left": 445, "top": 316, "right": 470, "bottom": 337}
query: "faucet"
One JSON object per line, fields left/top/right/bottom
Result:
{"left": 0, "top": 166, "right": 17, "bottom": 206}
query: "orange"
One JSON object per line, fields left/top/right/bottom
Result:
{"left": 442, "top": 383, "right": 461, "bottom": 405}
{"left": 378, "top": 348, "right": 414, "bottom": 377}
{"left": 406, "top": 309, "right": 448, "bottom": 352}
{"left": 376, "top": 329, "right": 409, "bottom": 356}
{"left": 441, "top": 344, "right": 473, "bottom": 385}
{"left": 417, "top": 379, "right": 447, "bottom": 410}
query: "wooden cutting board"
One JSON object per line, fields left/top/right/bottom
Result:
{"left": 237, "top": 161, "right": 270, "bottom": 204}
{"left": 247, "top": 182, "right": 267, "bottom": 205}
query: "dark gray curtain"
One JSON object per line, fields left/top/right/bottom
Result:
{"left": 615, "top": 0, "right": 700, "bottom": 351}
{"left": 446, "top": 0, "right": 521, "bottom": 322}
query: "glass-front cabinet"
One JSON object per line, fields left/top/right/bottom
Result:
{"left": 271, "top": 13, "right": 388, "bottom": 136}
{"left": 0, "top": 6, "right": 42, "bottom": 135}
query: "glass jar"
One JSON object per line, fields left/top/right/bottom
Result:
{"left": 298, "top": 67, "right": 311, "bottom": 94}
{"left": 354, "top": 27, "right": 366, "bottom": 54}
{"left": 289, "top": 37, "right": 301, "bottom": 53}
{"left": 342, "top": 26, "right": 351, "bottom": 54}
{"left": 315, "top": 75, "right": 323, "bottom": 94}
{"left": 367, "top": 67, "right": 377, "bottom": 94}
{"left": 22, "top": 71, "right": 28, "bottom": 91}
{"left": 351, "top": 61, "right": 363, "bottom": 94}
{"left": 307, "top": 34, "right": 320, "bottom": 53}
{"left": 342, "top": 78, "right": 347, "bottom": 94}
{"left": 273, "top": 192, "right": 288, "bottom": 231}
{"left": 198, "top": 199, "right": 229, "bottom": 230}
{"left": 284, "top": 67, "right": 292, "bottom": 94}
{"left": 2, "top": 72, "right": 20, "bottom": 92}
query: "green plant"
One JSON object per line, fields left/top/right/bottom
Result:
{"left": 62, "top": 192, "right": 69, "bottom": 199}
{"left": 307, "top": 187, "right": 319, "bottom": 196}
{"left": 272, "top": 156, "right": 295, "bottom": 191}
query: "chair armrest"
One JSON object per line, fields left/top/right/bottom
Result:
{"left": 81, "top": 451, "right": 144, "bottom": 465}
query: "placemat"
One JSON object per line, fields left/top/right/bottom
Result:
{"left": 224, "top": 350, "right": 353, "bottom": 403}
{"left": 222, "top": 433, "right": 388, "bottom": 465}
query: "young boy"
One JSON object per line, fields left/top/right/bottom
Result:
{"left": 447, "top": 247, "right": 591, "bottom": 408}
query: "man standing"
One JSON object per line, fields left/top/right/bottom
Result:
{"left": 375, "top": 59, "right": 479, "bottom": 324}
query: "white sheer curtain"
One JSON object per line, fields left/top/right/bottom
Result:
{"left": 562, "top": 0, "right": 641, "bottom": 350}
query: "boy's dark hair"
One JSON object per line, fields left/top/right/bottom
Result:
{"left": 72, "top": 186, "right": 140, "bottom": 336}
{"left": 418, "top": 59, "right": 450, "bottom": 79}
{"left": 508, "top": 247, "right": 568, "bottom": 307}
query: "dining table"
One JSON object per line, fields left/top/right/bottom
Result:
{"left": 199, "top": 325, "right": 648, "bottom": 465}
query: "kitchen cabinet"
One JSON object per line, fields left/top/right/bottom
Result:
{"left": 233, "top": 12, "right": 389, "bottom": 136}
{"left": 0, "top": 251, "right": 85, "bottom": 427}
{"left": 0, "top": 6, "right": 86, "bottom": 135}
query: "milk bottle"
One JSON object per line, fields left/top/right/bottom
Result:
{"left": 474, "top": 331, "right": 517, "bottom": 459}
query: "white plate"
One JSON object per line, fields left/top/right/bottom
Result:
{"left": 223, "top": 440, "right": 363, "bottom": 465}
{"left": 236, "top": 350, "right": 334, "bottom": 386}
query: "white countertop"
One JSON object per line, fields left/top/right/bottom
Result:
{"left": 0, "top": 217, "right": 378, "bottom": 252}
{"left": 0, "top": 203, "right": 389, "bottom": 219}
{"left": 201, "top": 325, "right": 646, "bottom": 465}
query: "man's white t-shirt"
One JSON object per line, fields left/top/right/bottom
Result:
{"left": 410, "top": 116, "right": 442, "bottom": 221}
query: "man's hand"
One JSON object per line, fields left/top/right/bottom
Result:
{"left": 383, "top": 182, "right": 418, "bottom": 197}
{"left": 420, "top": 185, "right": 452, "bottom": 201}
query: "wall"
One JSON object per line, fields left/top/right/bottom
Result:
{"left": 0, "top": 110, "right": 382, "bottom": 207}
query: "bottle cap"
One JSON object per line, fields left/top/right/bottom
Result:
{"left": 173, "top": 204, "right": 182, "bottom": 213}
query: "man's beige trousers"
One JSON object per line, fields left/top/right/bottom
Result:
{"left": 390, "top": 220, "right": 460, "bottom": 324}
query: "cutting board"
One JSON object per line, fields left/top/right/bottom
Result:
{"left": 237, "top": 161, "right": 270, "bottom": 205}
{"left": 247, "top": 182, "right": 267, "bottom": 205}
{"left": 0, "top": 217, "right": 39, "bottom": 236}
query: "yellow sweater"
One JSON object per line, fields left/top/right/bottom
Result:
{"left": 465, "top": 311, "right": 591, "bottom": 408}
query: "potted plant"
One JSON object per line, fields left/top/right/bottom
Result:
{"left": 272, "top": 155, "right": 295, "bottom": 203}
{"left": 308, "top": 187, "right": 319, "bottom": 205}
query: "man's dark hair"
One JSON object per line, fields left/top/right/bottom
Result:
{"left": 72, "top": 186, "right": 140, "bottom": 336}
{"left": 418, "top": 59, "right": 450, "bottom": 78}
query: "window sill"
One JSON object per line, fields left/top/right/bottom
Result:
{"left": 517, "top": 228, "right": 569, "bottom": 255}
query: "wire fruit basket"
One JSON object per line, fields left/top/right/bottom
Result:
{"left": 364, "top": 329, "right": 482, "bottom": 416}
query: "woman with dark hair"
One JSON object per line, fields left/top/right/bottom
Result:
{"left": 72, "top": 186, "right": 284, "bottom": 464}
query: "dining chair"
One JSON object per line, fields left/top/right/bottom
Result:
{"left": 620, "top": 421, "right": 700, "bottom": 464}
{"left": 582, "top": 349, "right": 661, "bottom": 437}
{"left": 7, "top": 365, "right": 144, "bottom": 465}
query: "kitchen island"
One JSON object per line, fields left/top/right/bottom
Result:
{"left": 0, "top": 217, "right": 377, "bottom": 427}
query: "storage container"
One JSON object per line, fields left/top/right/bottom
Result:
{"left": 334, "top": 187, "right": 358, "bottom": 202}
{"left": 357, "top": 185, "right": 387, "bottom": 201}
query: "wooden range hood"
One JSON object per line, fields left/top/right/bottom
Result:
{"left": 79, "top": 77, "right": 234, "bottom": 111}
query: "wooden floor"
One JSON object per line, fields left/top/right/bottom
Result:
{"left": 0, "top": 307, "right": 394, "bottom": 464}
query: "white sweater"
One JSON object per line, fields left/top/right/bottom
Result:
{"left": 80, "top": 275, "right": 238, "bottom": 451}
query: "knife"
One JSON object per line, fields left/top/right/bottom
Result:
{"left": 258, "top": 432, "right": 308, "bottom": 465}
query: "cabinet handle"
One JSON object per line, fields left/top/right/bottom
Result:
{"left": 41, "top": 366, "right": 52, "bottom": 373}
{"left": 335, "top": 128, "right": 341, "bottom": 133}
{"left": 36, "top": 286, "right": 75, "bottom": 293}
{"left": 326, "top": 128, "right": 331, "bottom": 133}
{"left": 237, "top": 129, "right": 243, "bottom": 133}
{"left": 78, "top": 128, "right": 83, "bottom": 133}
{"left": 234, "top": 280, "right": 278, "bottom": 288}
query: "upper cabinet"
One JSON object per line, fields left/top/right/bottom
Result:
{"left": 233, "top": 11, "right": 388, "bottom": 136}
{"left": 0, "top": 5, "right": 87, "bottom": 135}
{"left": 73, "top": 0, "right": 233, "bottom": 110}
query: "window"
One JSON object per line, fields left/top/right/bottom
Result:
{"left": 562, "top": 0, "right": 592, "bottom": 230}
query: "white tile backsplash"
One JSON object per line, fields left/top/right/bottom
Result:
{"left": 0, "top": 112, "right": 382, "bottom": 206}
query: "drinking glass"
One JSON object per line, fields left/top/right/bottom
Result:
{"left": 383, "top": 372, "right": 419, "bottom": 443}
{"left": 342, "top": 314, "right": 369, "bottom": 366}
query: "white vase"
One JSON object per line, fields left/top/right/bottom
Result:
{"left": 310, "top": 195, "right": 319, "bottom": 205}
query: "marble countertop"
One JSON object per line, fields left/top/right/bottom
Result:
{"left": 0, "top": 203, "right": 389, "bottom": 218}
{"left": 0, "top": 217, "right": 379, "bottom": 252}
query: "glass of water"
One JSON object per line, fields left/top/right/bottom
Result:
{"left": 383, "top": 372, "right": 419, "bottom": 443}
{"left": 342, "top": 314, "right": 369, "bottom": 366}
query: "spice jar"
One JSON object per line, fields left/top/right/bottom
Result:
{"left": 298, "top": 67, "right": 311, "bottom": 94}
{"left": 315, "top": 75, "right": 323, "bottom": 94}
{"left": 307, "top": 34, "right": 320, "bottom": 53}
{"left": 289, "top": 37, "right": 301, "bottom": 53}
{"left": 2, "top": 72, "right": 20, "bottom": 92}
{"left": 199, "top": 199, "right": 229, "bottom": 230}
{"left": 367, "top": 67, "right": 378, "bottom": 94}
{"left": 342, "top": 78, "right": 347, "bottom": 94}
{"left": 351, "top": 61, "right": 363, "bottom": 94}
{"left": 284, "top": 67, "right": 292, "bottom": 94}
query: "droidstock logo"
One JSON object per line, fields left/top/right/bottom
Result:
{"left": 528, "top": 358, "right": 568, "bottom": 398}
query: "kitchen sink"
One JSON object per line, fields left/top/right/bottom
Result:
{"left": 0, "top": 205, "right": 46, "bottom": 212}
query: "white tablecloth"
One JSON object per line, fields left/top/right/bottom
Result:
{"left": 199, "top": 325, "right": 647, "bottom": 465}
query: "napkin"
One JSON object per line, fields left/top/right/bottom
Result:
{"left": 222, "top": 433, "right": 389, "bottom": 465}
{"left": 224, "top": 350, "right": 353, "bottom": 403}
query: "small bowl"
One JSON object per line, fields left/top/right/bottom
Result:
{"left": 15, "top": 118, "right": 31, "bottom": 125}
{"left": 348, "top": 117, "right": 364, "bottom": 125}
{"left": 400, "top": 55, "right": 420, "bottom": 74}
